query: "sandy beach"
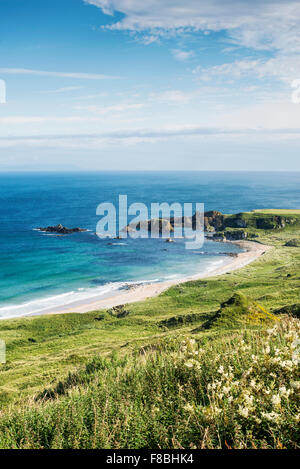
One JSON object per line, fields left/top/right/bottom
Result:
{"left": 45, "top": 240, "right": 272, "bottom": 316}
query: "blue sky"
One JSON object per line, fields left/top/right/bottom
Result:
{"left": 0, "top": 0, "right": 300, "bottom": 171}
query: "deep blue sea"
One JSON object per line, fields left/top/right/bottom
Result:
{"left": 0, "top": 171, "right": 299, "bottom": 319}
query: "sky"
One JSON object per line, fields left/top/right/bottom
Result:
{"left": 0, "top": 0, "right": 300, "bottom": 171}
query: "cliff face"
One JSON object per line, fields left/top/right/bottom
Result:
{"left": 204, "top": 211, "right": 225, "bottom": 231}
{"left": 123, "top": 210, "right": 300, "bottom": 239}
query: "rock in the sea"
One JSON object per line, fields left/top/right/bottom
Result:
{"left": 37, "top": 224, "right": 87, "bottom": 234}
{"left": 123, "top": 218, "right": 174, "bottom": 234}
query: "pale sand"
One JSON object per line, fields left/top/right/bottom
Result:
{"left": 44, "top": 240, "right": 272, "bottom": 316}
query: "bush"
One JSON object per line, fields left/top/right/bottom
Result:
{"left": 0, "top": 317, "right": 299, "bottom": 449}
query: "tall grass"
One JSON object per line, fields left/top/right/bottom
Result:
{"left": 0, "top": 316, "right": 299, "bottom": 449}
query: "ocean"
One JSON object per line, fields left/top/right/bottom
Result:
{"left": 0, "top": 171, "right": 299, "bottom": 319}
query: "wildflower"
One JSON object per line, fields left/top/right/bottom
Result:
{"left": 183, "top": 403, "right": 194, "bottom": 413}
{"left": 271, "top": 394, "right": 281, "bottom": 407}
{"left": 280, "top": 360, "right": 293, "bottom": 370}
{"left": 238, "top": 406, "right": 250, "bottom": 418}
{"left": 217, "top": 365, "right": 224, "bottom": 374}
{"left": 243, "top": 393, "right": 254, "bottom": 406}
{"left": 279, "top": 386, "right": 291, "bottom": 398}
{"left": 294, "top": 414, "right": 300, "bottom": 423}
{"left": 185, "top": 359, "right": 200, "bottom": 369}
{"left": 291, "top": 338, "right": 300, "bottom": 349}
{"left": 261, "top": 411, "right": 280, "bottom": 423}
{"left": 290, "top": 380, "right": 300, "bottom": 390}
{"left": 152, "top": 406, "right": 160, "bottom": 414}
{"left": 185, "top": 361, "right": 194, "bottom": 368}
{"left": 222, "top": 386, "right": 231, "bottom": 394}
{"left": 250, "top": 379, "right": 256, "bottom": 389}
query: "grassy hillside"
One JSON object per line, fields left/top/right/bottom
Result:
{"left": 252, "top": 209, "right": 300, "bottom": 215}
{"left": 0, "top": 316, "right": 299, "bottom": 449}
{"left": 0, "top": 210, "right": 299, "bottom": 448}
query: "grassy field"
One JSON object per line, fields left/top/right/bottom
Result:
{"left": 0, "top": 211, "right": 299, "bottom": 448}
{"left": 252, "top": 209, "right": 300, "bottom": 215}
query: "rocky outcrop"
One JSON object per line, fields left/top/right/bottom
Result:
{"left": 204, "top": 211, "right": 225, "bottom": 231}
{"left": 213, "top": 230, "right": 248, "bottom": 241}
{"left": 123, "top": 218, "right": 174, "bottom": 234}
{"left": 37, "top": 224, "right": 87, "bottom": 234}
{"left": 123, "top": 211, "right": 223, "bottom": 234}
{"left": 225, "top": 213, "right": 290, "bottom": 230}
{"left": 122, "top": 210, "right": 300, "bottom": 236}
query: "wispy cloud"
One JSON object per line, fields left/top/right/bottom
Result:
{"left": 150, "top": 90, "right": 192, "bottom": 105}
{"left": 40, "top": 86, "right": 84, "bottom": 94}
{"left": 193, "top": 55, "right": 300, "bottom": 85}
{"left": 0, "top": 68, "right": 119, "bottom": 80}
{"left": 2, "top": 124, "right": 300, "bottom": 149}
{"left": 171, "top": 49, "right": 194, "bottom": 61}
{"left": 73, "top": 103, "right": 144, "bottom": 114}
{"left": 0, "top": 116, "right": 108, "bottom": 124}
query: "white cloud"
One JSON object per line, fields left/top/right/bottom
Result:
{"left": 151, "top": 90, "right": 192, "bottom": 105}
{"left": 0, "top": 115, "right": 117, "bottom": 125}
{"left": 40, "top": 86, "right": 83, "bottom": 94}
{"left": 85, "top": 0, "right": 300, "bottom": 52}
{"left": 0, "top": 68, "right": 119, "bottom": 80}
{"left": 73, "top": 103, "right": 144, "bottom": 114}
{"left": 140, "top": 35, "right": 160, "bottom": 45}
{"left": 2, "top": 122, "right": 300, "bottom": 149}
{"left": 171, "top": 49, "right": 194, "bottom": 61}
{"left": 194, "top": 54, "right": 300, "bottom": 85}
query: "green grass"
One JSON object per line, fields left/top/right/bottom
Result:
{"left": 252, "top": 209, "right": 300, "bottom": 215}
{"left": 0, "top": 210, "right": 299, "bottom": 448}
{"left": 0, "top": 317, "right": 298, "bottom": 449}
{"left": 0, "top": 216, "right": 299, "bottom": 407}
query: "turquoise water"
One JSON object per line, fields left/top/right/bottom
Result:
{"left": 0, "top": 171, "right": 299, "bottom": 319}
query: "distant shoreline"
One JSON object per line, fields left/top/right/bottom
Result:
{"left": 37, "top": 240, "right": 272, "bottom": 317}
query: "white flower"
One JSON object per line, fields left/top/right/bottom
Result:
{"left": 290, "top": 381, "right": 300, "bottom": 390}
{"left": 271, "top": 394, "right": 281, "bottom": 406}
{"left": 279, "top": 386, "right": 291, "bottom": 398}
{"left": 183, "top": 403, "right": 194, "bottom": 413}
{"left": 262, "top": 411, "right": 280, "bottom": 423}
{"left": 185, "top": 361, "right": 194, "bottom": 368}
{"left": 223, "top": 386, "right": 231, "bottom": 394}
{"left": 238, "top": 406, "right": 249, "bottom": 418}
{"left": 250, "top": 379, "right": 256, "bottom": 389}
